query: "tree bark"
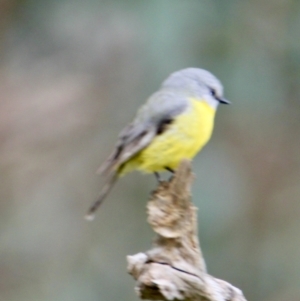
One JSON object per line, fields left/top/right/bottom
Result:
{"left": 127, "top": 160, "right": 247, "bottom": 301}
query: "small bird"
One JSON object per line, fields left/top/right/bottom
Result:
{"left": 86, "top": 68, "right": 230, "bottom": 220}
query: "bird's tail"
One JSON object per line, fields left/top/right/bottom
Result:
{"left": 85, "top": 172, "right": 118, "bottom": 221}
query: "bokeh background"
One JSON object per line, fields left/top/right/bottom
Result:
{"left": 1, "top": 1, "right": 300, "bottom": 300}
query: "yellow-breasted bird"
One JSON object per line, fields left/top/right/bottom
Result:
{"left": 86, "top": 68, "right": 230, "bottom": 220}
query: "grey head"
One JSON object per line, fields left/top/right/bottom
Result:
{"left": 161, "top": 68, "right": 230, "bottom": 109}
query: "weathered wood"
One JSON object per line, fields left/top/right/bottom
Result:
{"left": 127, "top": 160, "right": 247, "bottom": 301}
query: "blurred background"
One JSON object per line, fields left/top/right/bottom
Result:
{"left": 1, "top": 0, "right": 300, "bottom": 300}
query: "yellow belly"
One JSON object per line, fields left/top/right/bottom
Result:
{"left": 120, "top": 98, "right": 216, "bottom": 175}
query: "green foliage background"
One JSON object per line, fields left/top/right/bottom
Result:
{"left": 1, "top": 1, "right": 300, "bottom": 300}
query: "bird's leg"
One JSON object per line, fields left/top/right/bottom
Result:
{"left": 154, "top": 172, "right": 162, "bottom": 183}
{"left": 165, "top": 167, "right": 174, "bottom": 173}
{"left": 165, "top": 166, "right": 175, "bottom": 182}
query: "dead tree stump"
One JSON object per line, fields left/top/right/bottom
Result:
{"left": 127, "top": 160, "right": 247, "bottom": 301}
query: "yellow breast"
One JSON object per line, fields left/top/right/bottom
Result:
{"left": 121, "top": 98, "right": 216, "bottom": 174}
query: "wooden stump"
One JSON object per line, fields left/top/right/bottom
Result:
{"left": 127, "top": 160, "right": 247, "bottom": 301}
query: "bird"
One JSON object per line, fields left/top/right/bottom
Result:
{"left": 86, "top": 68, "right": 230, "bottom": 220}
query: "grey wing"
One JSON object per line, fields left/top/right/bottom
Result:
{"left": 96, "top": 121, "right": 155, "bottom": 175}
{"left": 97, "top": 90, "right": 188, "bottom": 175}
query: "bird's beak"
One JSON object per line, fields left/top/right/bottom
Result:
{"left": 219, "top": 98, "right": 231, "bottom": 105}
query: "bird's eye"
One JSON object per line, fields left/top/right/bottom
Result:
{"left": 210, "top": 88, "right": 217, "bottom": 97}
